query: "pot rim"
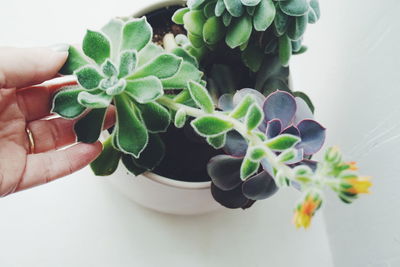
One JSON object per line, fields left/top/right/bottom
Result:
{"left": 130, "top": 0, "right": 186, "bottom": 18}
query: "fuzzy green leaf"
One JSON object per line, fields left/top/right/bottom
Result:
{"left": 277, "top": 148, "right": 296, "bottom": 163}
{"left": 188, "top": 32, "right": 206, "bottom": 48}
{"left": 114, "top": 95, "right": 148, "bottom": 157}
{"left": 52, "top": 88, "right": 86, "bottom": 119}
{"left": 226, "top": 15, "right": 252, "bottom": 48}
{"left": 240, "top": 157, "right": 260, "bottom": 180}
{"left": 224, "top": 0, "right": 245, "bottom": 17}
{"left": 60, "top": 46, "right": 88, "bottom": 75}
{"left": 245, "top": 103, "right": 264, "bottom": 131}
{"left": 77, "top": 91, "right": 112, "bottom": 109}
{"left": 229, "top": 95, "right": 255, "bottom": 119}
{"left": 274, "top": 8, "right": 289, "bottom": 36}
{"left": 207, "top": 133, "right": 227, "bottom": 149}
{"left": 121, "top": 154, "right": 146, "bottom": 176}
{"left": 265, "top": 134, "right": 300, "bottom": 151}
{"left": 183, "top": 10, "right": 207, "bottom": 36}
{"left": 102, "top": 60, "right": 118, "bottom": 77}
{"left": 129, "top": 54, "right": 182, "bottom": 80}
{"left": 118, "top": 50, "right": 137, "bottom": 78}
{"left": 172, "top": 8, "right": 190, "bottom": 24}
{"left": 161, "top": 62, "right": 203, "bottom": 90}
{"left": 203, "top": 16, "right": 225, "bottom": 45}
{"left": 253, "top": 0, "right": 275, "bottom": 31}
{"left": 121, "top": 17, "right": 152, "bottom": 52}
{"left": 137, "top": 43, "right": 163, "bottom": 67}
{"left": 90, "top": 137, "right": 121, "bottom": 176}
{"left": 287, "top": 14, "right": 308, "bottom": 40}
{"left": 105, "top": 79, "right": 126, "bottom": 96}
{"left": 125, "top": 76, "right": 163, "bottom": 104}
{"left": 215, "top": 0, "right": 226, "bottom": 16}
{"left": 74, "top": 108, "right": 107, "bottom": 143}
{"left": 191, "top": 115, "right": 234, "bottom": 137}
{"left": 75, "top": 66, "right": 103, "bottom": 90}
{"left": 248, "top": 146, "right": 266, "bottom": 161}
{"left": 187, "top": 80, "right": 214, "bottom": 113}
{"left": 136, "top": 102, "right": 171, "bottom": 133}
{"left": 174, "top": 109, "right": 187, "bottom": 128}
{"left": 279, "top": 0, "right": 309, "bottom": 16}
{"left": 101, "top": 18, "right": 124, "bottom": 61}
{"left": 82, "top": 30, "right": 111, "bottom": 65}
{"left": 222, "top": 12, "right": 232, "bottom": 26}
{"left": 279, "top": 34, "right": 292, "bottom": 67}
{"left": 133, "top": 134, "right": 165, "bottom": 170}
{"left": 172, "top": 47, "right": 198, "bottom": 67}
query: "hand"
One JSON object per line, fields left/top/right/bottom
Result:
{"left": 0, "top": 47, "right": 113, "bottom": 196}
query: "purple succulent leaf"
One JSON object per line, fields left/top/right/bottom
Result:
{"left": 242, "top": 171, "right": 278, "bottom": 201}
{"left": 281, "top": 125, "right": 300, "bottom": 137}
{"left": 223, "top": 131, "right": 248, "bottom": 157}
{"left": 297, "top": 119, "right": 326, "bottom": 155}
{"left": 265, "top": 119, "right": 282, "bottom": 139}
{"left": 211, "top": 182, "right": 251, "bottom": 209}
{"left": 207, "top": 155, "right": 243, "bottom": 191}
{"left": 263, "top": 90, "right": 297, "bottom": 128}
{"left": 218, "top": 93, "right": 234, "bottom": 111}
{"left": 293, "top": 97, "right": 314, "bottom": 125}
{"left": 233, "top": 88, "right": 265, "bottom": 108}
{"left": 258, "top": 121, "right": 268, "bottom": 133}
{"left": 261, "top": 158, "right": 274, "bottom": 176}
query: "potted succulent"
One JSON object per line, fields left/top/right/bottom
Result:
{"left": 50, "top": 0, "right": 372, "bottom": 228}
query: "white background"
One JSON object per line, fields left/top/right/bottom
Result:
{"left": 0, "top": 0, "right": 399, "bottom": 266}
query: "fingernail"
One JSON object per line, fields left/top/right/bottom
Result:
{"left": 49, "top": 43, "right": 70, "bottom": 53}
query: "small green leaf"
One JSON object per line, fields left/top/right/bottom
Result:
{"left": 253, "top": 0, "right": 275, "bottom": 31}
{"left": 121, "top": 17, "right": 152, "bottom": 52}
{"left": 226, "top": 15, "right": 252, "bottom": 48}
{"left": 74, "top": 108, "right": 107, "bottom": 143}
{"left": 215, "top": 0, "right": 226, "bottom": 17}
{"left": 224, "top": 0, "right": 245, "bottom": 17}
{"left": 129, "top": 54, "right": 182, "bottom": 80}
{"left": 279, "top": 34, "right": 292, "bottom": 67}
{"left": 125, "top": 76, "right": 163, "bottom": 103}
{"left": 136, "top": 102, "right": 171, "bottom": 133}
{"left": 229, "top": 95, "right": 255, "bottom": 119}
{"left": 102, "top": 60, "right": 118, "bottom": 77}
{"left": 133, "top": 134, "right": 165, "bottom": 170}
{"left": 191, "top": 115, "right": 234, "bottom": 137}
{"left": 287, "top": 14, "right": 308, "bottom": 40}
{"left": 277, "top": 148, "right": 296, "bottom": 163}
{"left": 75, "top": 66, "right": 103, "bottom": 90}
{"left": 274, "top": 8, "right": 289, "bottom": 36}
{"left": 60, "top": 46, "right": 88, "bottom": 75}
{"left": 121, "top": 154, "right": 146, "bottom": 176}
{"left": 162, "top": 62, "right": 203, "bottom": 90}
{"left": 137, "top": 43, "right": 163, "bottom": 67}
{"left": 207, "top": 133, "right": 227, "bottom": 149}
{"left": 245, "top": 103, "right": 264, "bottom": 131}
{"left": 279, "top": 0, "right": 309, "bottom": 16}
{"left": 105, "top": 79, "right": 126, "bottom": 96}
{"left": 172, "top": 7, "right": 190, "bottom": 24}
{"left": 82, "top": 30, "right": 111, "bottom": 65}
{"left": 77, "top": 91, "right": 112, "bottom": 109}
{"left": 248, "top": 146, "right": 266, "bottom": 161}
{"left": 293, "top": 91, "right": 315, "bottom": 113}
{"left": 118, "top": 50, "right": 137, "bottom": 78}
{"left": 174, "top": 109, "right": 187, "bottom": 128}
{"left": 114, "top": 95, "right": 148, "bottom": 157}
{"left": 183, "top": 10, "right": 207, "bottom": 37}
{"left": 203, "top": 16, "right": 225, "bottom": 45}
{"left": 240, "top": 157, "right": 260, "bottom": 180}
{"left": 171, "top": 47, "right": 199, "bottom": 67}
{"left": 52, "top": 88, "right": 86, "bottom": 119}
{"left": 188, "top": 32, "right": 206, "bottom": 48}
{"left": 241, "top": 0, "right": 261, "bottom": 6}
{"left": 101, "top": 18, "right": 124, "bottom": 61}
{"left": 222, "top": 12, "right": 232, "bottom": 26}
{"left": 265, "top": 134, "right": 300, "bottom": 151}
{"left": 90, "top": 137, "right": 122, "bottom": 176}
{"left": 187, "top": 80, "right": 214, "bottom": 113}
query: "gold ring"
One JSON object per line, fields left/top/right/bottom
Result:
{"left": 25, "top": 127, "right": 35, "bottom": 154}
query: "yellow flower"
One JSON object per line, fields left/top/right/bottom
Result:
{"left": 293, "top": 195, "right": 322, "bottom": 229}
{"left": 345, "top": 177, "right": 372, "bottom": 194}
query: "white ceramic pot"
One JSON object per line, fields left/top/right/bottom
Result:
{"left": 106, "top": 0, "right": 221, "bottom": 215}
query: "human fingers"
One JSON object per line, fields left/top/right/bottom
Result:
{"left": 15, "top": 141, "right": 102, "bottom": 192}
{"left": 17, "top": 76, "right": 77, "bottom": 122}
{"left": 0, "top": 46, "right": 68, "bottom": 89}
{"left": 27, "top": 107, "right": 115, "bottom": 153}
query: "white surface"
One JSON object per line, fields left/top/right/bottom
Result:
{"left": 292, "top": 0, "right": 400, "bottom": 266}
{"left": 4, "top": 0, "right": 398, "bottom": 266}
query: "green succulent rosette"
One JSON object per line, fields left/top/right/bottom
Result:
{"left": 173, "top": 0, "right": 320, "bottom": 69}
{"left": 52, "top": 17, "right": 203, "bottom": 175}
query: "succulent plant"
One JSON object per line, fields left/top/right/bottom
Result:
{"left": 172, "top": 0, "right": 320, "bottom": 69}
{"left": 207, "top": 89, "right": 325, "bottom": 208}
{"left": 52, "top": 17, "right": 203, "bottom": 174}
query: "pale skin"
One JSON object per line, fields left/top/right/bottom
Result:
{"left": 0, "top": 47, "right": 114, "bottom": 196}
